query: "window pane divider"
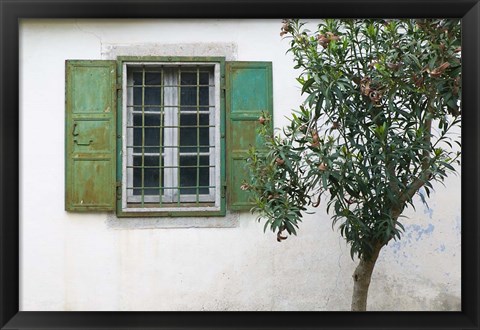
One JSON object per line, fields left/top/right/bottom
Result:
{"left": 127, "top": 84, "right": 215, "bottom": 87}
{"left": 127, "top": 145, "right": 215, "bottom": 149}
{"left": 159, "top": 68, "right": 164, "bottom": 207}
{"left": 133, "top": 152, "right": 210, "bottom": 157}
{"left": 128, "top": 105, "right": 215, "bottom": 108}
{"left": 127, "top": 125, "right": 214, "bottom": 128}
{"left": 127, "top": 165, "right": 214, "bottom": 169}
{"left": 127, "top": 185, "right": 215, "bottom": 189}
{"left": 176, "top": 68, "right": 181, "bottom": 205}
{"left": 196, "top": 67, "right": 200, "bottom": 204}
{"left": 164, "top": 67, "right": 176, "bottom": 203}
{"left": 141, "top": 66, "right": 146, "bottom": 207}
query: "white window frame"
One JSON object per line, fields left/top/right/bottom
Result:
{"left": 121, "top": 62, "right": 222, "bottom": 213}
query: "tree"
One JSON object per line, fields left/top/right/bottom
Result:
{"left": 244, "top": 19, "right": 461, "bottom": 311}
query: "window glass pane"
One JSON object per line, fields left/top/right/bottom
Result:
{"left": 133, "top": 113, "right": 164, "bottom": 153}
{"left": 199, "top": 72, "right": 209, "bottom": 85}
{"left": 144, "top": 87, "right": 161, "bottom": 107}
{"left": 133, "top": 72, "right": 143, "bottom": 85}
{"left": 199, "top": 86, "right": 209, "bottom": 105}
{"left": 180, "top": 71, "right": 210, "bottom": 111}
{"left": 133, "top": 156, "right": 164, "bottom": 196}
{"left": 179, "top": 114, "right": 210, "bottom": 152}
{"left": 145, "top": 128, "right": 161, "bottom": 152}
{"left": 180, "top": 87, "right": 197, "bottom": 106}
{"left": 133, "top": 113, "right": 161, "bottom": 126}
{"left": 181, "top": 72, "right": 197, "bottom": 85}
{"left": 179, "top": 114, "right": 195, "bottom": 149}
{"left": 145, "top": 72, "right": 161, "bottom": 85}
{"left": 198, "top": 114, "right": 210, "bottom": 151}
{"left": 179, "top": 156, "right": 210, "bottom": 195}
{"left": 133, "top": 127, "right": 141, "bottom": 150}
{"left": 133, "top": 87, "right": 142, "bottom": 105}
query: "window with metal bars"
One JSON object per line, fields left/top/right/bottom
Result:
{"left": 122, "top": 62, "right": 221, "bottom": 212}
{"left": 64, "top": 58, "right": 272, "bottom": 215}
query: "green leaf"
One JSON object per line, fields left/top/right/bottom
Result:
{"left": 301, "top": 78, "right": 315, "bottom": 94}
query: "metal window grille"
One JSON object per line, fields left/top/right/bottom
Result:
{"left": 123, "top": 63, "right": 219, "bottom": 210}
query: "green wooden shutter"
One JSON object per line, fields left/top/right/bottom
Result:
{"left": 226, "top": 62, "right": 273, "bottom": 211}
{"left": 65, "top": 60, "right": 117, "bottom": 211}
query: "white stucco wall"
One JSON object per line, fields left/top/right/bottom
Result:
{"left": 19, "top": 19, "right": 461, "bottom": 311}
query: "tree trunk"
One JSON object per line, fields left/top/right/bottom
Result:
{"left": 351, "top": 243, "right": 383, "bottom": 311}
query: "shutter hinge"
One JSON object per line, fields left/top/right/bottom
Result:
{"left": 116, "top": 182, "right": 122, "bottom": 200}
{"left": 221, "top": 184, "right": 227, "bottom": 198}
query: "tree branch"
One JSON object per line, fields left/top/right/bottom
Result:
{"left": 398, "top": 115, "right": 433, "bottom": 205}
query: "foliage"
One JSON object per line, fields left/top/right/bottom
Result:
{"left": 245, "top": 19, "right": 461, "bottom": 260}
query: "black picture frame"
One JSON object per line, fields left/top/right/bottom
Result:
{"left": 1, "top": 0, "right": 478, "bottom": 329}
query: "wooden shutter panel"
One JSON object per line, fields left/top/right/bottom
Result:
{"left": 226, "top": 62, "right": 273, "bottom": 211}
{"left": 65, "top": 60, "right": 117, "bottom": 211}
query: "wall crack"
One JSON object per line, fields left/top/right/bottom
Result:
{"left": 74, "top": 20, "right": 103, "bottom": 53}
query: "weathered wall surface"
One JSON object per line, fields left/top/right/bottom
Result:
{"left": 19, "top": 19, "right": 461, "bottom": 311}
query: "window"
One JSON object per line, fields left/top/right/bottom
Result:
{"left": 122, "top": 63, "right": 221, "bottom": 212}
{"left": 65, "top": 57, "right": 273, "bottom": 217}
